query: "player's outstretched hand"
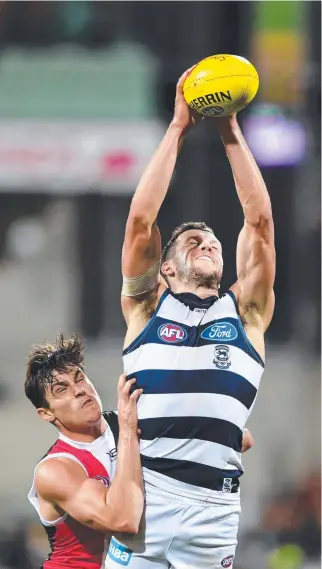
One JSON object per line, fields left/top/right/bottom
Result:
{"left": 117, "top": 374, "right": 143, "bottom": 437}
{"left": 172, "top": 67, "right": 202, "bottom": 131}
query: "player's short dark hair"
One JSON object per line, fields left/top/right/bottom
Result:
{"left": 25, "top": 334, "right": 85, "bottom": 409}
{"left": 161, "top": 221, "right": 214, "bottom": 265}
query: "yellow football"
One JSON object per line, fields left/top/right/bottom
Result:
{"left": 183, "top": 54, "right": 259, "bottom": 117}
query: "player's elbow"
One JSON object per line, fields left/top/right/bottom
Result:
{"left": 111, "top": 517, "right": 140, "bottom": 535}
{"left": 122, "top": 520, "right": 141, "bottom": 535}
{"left": 127, "top": 200, "right": 156, "bottom": 232}
{"left": 245, "top": 205, "right": 273, "bottom": 228}
{"left": 241, "top": 429, "right": 254, "bottom": 453}
{"left": 107, "top": 500, "right": 143, "bottom": 534}
{"left": 244, "top": 209, "right": 274, "bottom": 245}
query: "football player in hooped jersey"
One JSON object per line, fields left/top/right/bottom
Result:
{"left": 25, "top": 334, "right": 144, "bottom": 569}
{"left": 109, "top": 68, "right": 275, "bottom": 568}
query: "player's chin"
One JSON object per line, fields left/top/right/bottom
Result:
{"left": 194, "top": 260, "right": 217, "bottom": 274}
{"left": 82, "top": 400, "right": 102, "bottom": 420}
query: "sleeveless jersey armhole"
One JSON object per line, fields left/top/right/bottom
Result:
{"left": 28, "top": 453, "right": 88, "bottom": 526}
{"left": 123, "top": 289, "right": 170, "bottom": 355}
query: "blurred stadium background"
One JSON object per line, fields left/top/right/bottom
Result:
{"left": 0, "top": 1, "right": 320, "bottom": 568}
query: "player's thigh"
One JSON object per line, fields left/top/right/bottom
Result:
{"left": 167, "top": 503, "right": 240, "bottom": 569}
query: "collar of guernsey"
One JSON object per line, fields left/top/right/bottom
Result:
{"left": 123, "top": 288, "right": 264, "bottom": 504}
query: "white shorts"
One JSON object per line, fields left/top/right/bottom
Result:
{"left": 106, "top": 484, "right": 241, "bottom": 569}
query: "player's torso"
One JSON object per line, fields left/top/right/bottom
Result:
{"left": 28, "top": 420, "right": 116, "bottom": 569}
{"left": 123, "top": 289, "right": 265, "bottom": 503}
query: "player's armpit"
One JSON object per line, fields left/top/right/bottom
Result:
{"left": 35, "top": 458, "right": 138, "bottom": 534}
{"left": 235, "top": 214, "right": 275, "bottom": 331}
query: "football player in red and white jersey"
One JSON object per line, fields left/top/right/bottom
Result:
{"left": 25, "top": 334, "right": 144, "bottom": 569}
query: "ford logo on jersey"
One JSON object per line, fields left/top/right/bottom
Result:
{"left": 158, "top": 323, "right": 187, "bottom": 343}
{"left": 201, "top": 322, "right": 238, "bottom": 342}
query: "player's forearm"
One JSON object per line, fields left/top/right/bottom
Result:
{"left": 130, "top": 122, "right": 184, "bottom": 225}
{"left": 218, "top": 118, "right": 272, "bottom": 225}
{"left": 105, "top": 430, "right": 144, "bottom": 533}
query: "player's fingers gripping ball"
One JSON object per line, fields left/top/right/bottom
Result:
{"left": 183, "top": 54, "right": 259, "bottom": 117}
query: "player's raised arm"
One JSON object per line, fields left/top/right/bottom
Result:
{"left": 122, "top": 69, "right": 199, "bottom": 309}
{"left": 217, "top": 115, "right": 275, "bottom": 332}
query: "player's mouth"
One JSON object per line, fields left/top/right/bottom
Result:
{"left": 82, "top": 397, "right": 95, "bottom": 408}
{"left": 196, "top": 255, "right": 214, "bottom": 262}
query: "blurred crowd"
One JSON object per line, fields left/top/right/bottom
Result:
{"left": 237, "top": 472, "right": 321, "bottom": 568}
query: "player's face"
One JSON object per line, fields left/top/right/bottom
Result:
{"left": 40, "top": 367, "right": 103, "bottom": 430}
{"left": 173, "top": 229, "right": 223, "bottom": 283}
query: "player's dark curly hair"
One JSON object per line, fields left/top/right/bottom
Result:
{"left": 161, "top": 221, "right": 214, "bottom": 267}
{"left": 25, "top": 334, "right": 85, "bottom": 409}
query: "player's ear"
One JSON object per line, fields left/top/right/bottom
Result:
{"left": 161, "top": 260, "right": 175, "bottom": 278}
{"left": 37, "top": 407, "right": 56, "bottom": 424}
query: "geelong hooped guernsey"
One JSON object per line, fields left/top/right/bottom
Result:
{"left": 123, "top": 289, "right": 265, "bottom": 504}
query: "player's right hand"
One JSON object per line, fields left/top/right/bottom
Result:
{"left": 172, "top": 67, "right": 202, "bottom": 131}
{"left": 117, "top": 374, "right": 143, "bottom": 436}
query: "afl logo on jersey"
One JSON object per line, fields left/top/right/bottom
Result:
{"left": 158, "top": 323, "right": 187, "bottom": 344}
{"left": 92, "top": 475, "right": 110, "bottom": 487}
{"left": 201, "top": 321, "right": 238, "bottom": 342}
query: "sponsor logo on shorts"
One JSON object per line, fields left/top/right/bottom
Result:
{"left": 108, "top": 537, "right": 133, "bottom": 566}
{"left": 201, "top": 322, "right": 238, "bottom": 342}
{"left": 221, "top": 555, "right": 234, "bottom": 568}
{"left": 222, "top": 477, "right": 233, "bottom": 493}
{"left": 92, "top": 474, "right": 110, "bottom": 488}
{"left": 158, "top": 323, "right": 187, "bottom": 343}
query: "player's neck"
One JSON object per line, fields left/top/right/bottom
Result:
{"left": 171, "top": 282, "right": 219, "bottom": 298}
{"left": 59, "top": 416, "right": 107, "bottom": 443}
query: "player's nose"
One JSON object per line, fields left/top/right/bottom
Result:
{"left": 74, "top": 385, "right": 87, "bottom": 397}
{"left": 200, "top": 240, "right": 212, "bottom": 251}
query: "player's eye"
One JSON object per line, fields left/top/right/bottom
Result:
{"left": 54, "top": 386, "right": 67, "bottom": 394}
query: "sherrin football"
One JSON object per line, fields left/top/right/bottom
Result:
{"left": 183, "top": 54, "right": 259, "bottom": 117}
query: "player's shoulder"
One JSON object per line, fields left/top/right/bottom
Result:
{"left": 35, "top": 457, "right": 87, "bottom": 500}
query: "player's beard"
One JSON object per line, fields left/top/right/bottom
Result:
{"left": 176, "top": 258, "right": 222, "bottom": 290}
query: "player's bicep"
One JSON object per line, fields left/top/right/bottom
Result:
{"left": 122, "top": 217, "right": 162, "bottom": 279}
{"left": 236, "top": 217, "right": 275, "bottom": 314}
{"left": 35, "top": 459, "right": 112, "bottom": 533}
